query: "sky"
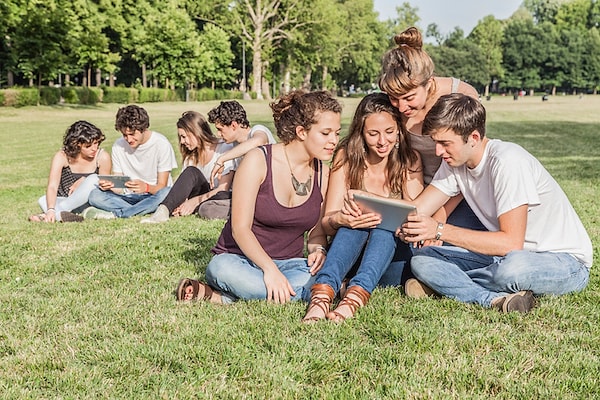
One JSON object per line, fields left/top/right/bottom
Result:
{"left": 373, "top": 0, "right": 524, "bottom": 37}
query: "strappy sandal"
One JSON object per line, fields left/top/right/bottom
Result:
{"left": 28, "top": 213, "right": 46, "bottom": 222}
{"left": 176, "top": 278, "right": 213, "bottom": 301}
{"left": 327, "top": 285, "right": 370, "bottom": 323}
{"left": 302, "top": 283, "right": 334, "bottom": 323}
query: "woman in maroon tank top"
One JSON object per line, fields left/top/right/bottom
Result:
{"left": 176, "top": 90, "right": 342, "bottom": 305}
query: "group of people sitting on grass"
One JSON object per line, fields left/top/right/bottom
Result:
{"left": 29, "top": 27, "right": 593, "bottom": 319}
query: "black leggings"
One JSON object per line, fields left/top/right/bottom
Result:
{"left": 161, "top": 167, "right": 229, "bottom": 214}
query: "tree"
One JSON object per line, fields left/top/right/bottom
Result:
{"left": 13, "top": 0, "right": 72, "bottom": 87}
{"left": 469, "top": 15, "right": 505, "bottom": 96}
{"left": 387, "top": 2, "right": 420, "bottom": 38}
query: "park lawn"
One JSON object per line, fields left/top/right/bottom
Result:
{"left": 0, "top": 95, "right": 598, "bottom": 399}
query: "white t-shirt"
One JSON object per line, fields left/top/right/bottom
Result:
{"left": 231, "top": 124, "right": 276, "bottom": 170}
{"left": 431, "top": 139, "right": 593, "bottom": 267}
{"left": 112, "top": 131, "right": 178, "bottom": 186}
{"left": 183, "top": 140, "right": 235, "bottom": 188}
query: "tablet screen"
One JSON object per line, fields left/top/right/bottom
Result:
{"left": 353, "top": 193, "right": 416, "bottom": 232}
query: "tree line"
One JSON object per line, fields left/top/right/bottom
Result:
{"left": 1, "top": 0, "right": 599, "bottom": 100}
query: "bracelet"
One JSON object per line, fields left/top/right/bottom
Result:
{"left": 315, "top": 245, "right": 328, "bottom": 256}
{"left": 145, "top": 183, "right": 150, "bottom": 193}
{"left": 47, "top": 208, "right": 55, "bottom": 212}
{"left": 435, "top": 222, "right": 444, "bottom": 241}
{"left": 327, "top": 215, "right": 340, "bottom": 231}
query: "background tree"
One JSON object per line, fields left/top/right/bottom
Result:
{"left": 469, "top": 15, "right": 505, "bottom": 96}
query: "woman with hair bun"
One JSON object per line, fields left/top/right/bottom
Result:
{"left": 176, "top": 90, "right": 342, "bottom": 305}
{"left": 29, "top": 120, "right": 111, "bottom": 223}
{"left": 379, "top": 26, "right": 486, "bottom": 296}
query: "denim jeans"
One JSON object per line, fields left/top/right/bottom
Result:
{"left": 205, "top": 253, "right": 315, "bottom": 304}
{"left": 447, "top": 198, "right": 486, "bottom": 231}
{"left": 410, "top": 246, "right": 590, "bottom": 307}
{"left": 315, "top": 227, "right": 411, "bottom": 294}
{"left": 38, "top": 174, "right": 99, "bottom": 219}
{"left": 88, "top": 186, "right": 170, "bottom": 218}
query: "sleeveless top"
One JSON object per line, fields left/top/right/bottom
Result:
{"left": 57, "top": 149, "right": 102, "bottom": 197}
{"left": 409, "top": 77, "right": 460, "bottom": 184}
{"left": 212, "top": 144, "right": 323, "bottom": 260}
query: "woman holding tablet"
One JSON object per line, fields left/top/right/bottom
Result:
{"left": 302, "top": 93, "right": 424, "bottom": 323}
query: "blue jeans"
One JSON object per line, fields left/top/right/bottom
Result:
{"left": 315, "top": 227, "right": 410, "bottom": 294}
{"left": 410, "top": 246, "right": 590, "bottom": 307}
{"left": 205, "top": 253, "right": 315, "bottom": 304}
{"left": 88, "top": 187, "right": 170, "bottom": 218}
{"left": 38, "top": 174, "right": 99, "bottom": 219}
{"left": 447, "top": 198, "right": 486, "bottom": 231}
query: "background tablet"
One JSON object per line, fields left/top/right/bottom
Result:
{"left": 353, "top": 193, "right": 416, "bottom": 232}
{"left": 98, "top": 175, "right": 131, "bottom": 189}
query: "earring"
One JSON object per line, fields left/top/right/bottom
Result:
{"left": 395, "top": 135, "right": 400, "bottom": 149}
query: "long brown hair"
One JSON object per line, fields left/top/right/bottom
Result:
{"left": 333, "top": 93, "right": 418, "bottom": 197}
{"left": 177, "top": 111, "right": 219, "bottom": 166}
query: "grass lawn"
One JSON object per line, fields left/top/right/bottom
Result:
{"left": 0, "top": 94, "right": 598, "bottom": 399}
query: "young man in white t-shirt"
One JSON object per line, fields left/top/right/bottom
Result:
{"left": 398, "top": 93, "right": 592, "bottom": 313}
{"left": 84, "top": 105, "right": 177, "bottom": 219}
{"left": 207, "top": 100, "right": 275, "bottom": 185}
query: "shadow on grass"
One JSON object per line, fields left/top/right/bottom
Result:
{"left": 181, "top": 236, "right": 218, "bottom": 275}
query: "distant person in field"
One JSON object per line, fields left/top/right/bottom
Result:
{"left": 175, "top": 90, "right": 341, "bottom": 305}
{"left": 29, "top": 120, "right": 111, "bottom": 223}
{"left": 84, "top": 105, "right": 177, "bottom": 219}
{"left": 379, "top": 27, "right": 486, "bottom": 240}
{"left": 141, "top": 111, "right": 236, "bottom": 223}
{"left": 207, "top": 100, "right": 275, "bottom": 185}
{"left": 397, "top": 93, "right": 593, "bottom": 313}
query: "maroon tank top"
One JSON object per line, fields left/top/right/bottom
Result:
{"left": 212, "top": 145, "right": 322, "bottom": 259}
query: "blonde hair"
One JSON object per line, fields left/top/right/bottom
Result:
{"left": 379, "top": 27, "right": 436, "bottom": 98}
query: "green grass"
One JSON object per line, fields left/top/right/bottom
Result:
{"left": 0, "top": 95, "right": 599, "bottom": 399}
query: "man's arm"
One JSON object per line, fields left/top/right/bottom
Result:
{"left": 402, "top": 204, "right": 528, "bottom": 256}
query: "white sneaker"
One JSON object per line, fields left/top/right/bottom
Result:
{"left": 82, "top": 206, "right": 115, "bottom": 220}
{"left": 140, "top": 204, "right": 170, "bottom": 224}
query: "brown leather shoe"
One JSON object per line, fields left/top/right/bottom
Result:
{"left": 404, "top": 278, "right": 438, "bottom": 299}
{"left": 327, "top": 285, "right": 370, "bottom": 322}
{"left": 302, "top": 284, "right": 335, "bottom": 323}
{"left": 491, "top": 290, "right": 535, "bottom": 313}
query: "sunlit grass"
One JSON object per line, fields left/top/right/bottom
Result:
{"left": 0, "top": 95, "right": 598, "bottom": 398}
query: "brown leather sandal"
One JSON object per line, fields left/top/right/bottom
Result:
{"left": 327, "top": 285, "right": 370, "bottom": 322}
{"left": 176, "top": 278, "right": 213, "bottom": 301}
{"left": 302, "top": 283, "right": 334, "bottom": 323}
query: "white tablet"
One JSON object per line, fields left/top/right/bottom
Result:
{"left": 98, "top": 175, "right": 131, "bottom": 189}
{"left": 353, "top": 193, "right": 417, "bottom": 232}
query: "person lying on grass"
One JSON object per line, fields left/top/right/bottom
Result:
{"left": 176, "top": 90, "right": 341, "bottom": 304}
{"left": 396, "top": 93, "right": 593, "bottom": 313}
{"left": 29, "top": 120, "right": 111, "bottom": 223}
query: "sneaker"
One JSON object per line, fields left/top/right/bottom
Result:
{"left": 404, "top": 278, "right": 438, "bottom": 299}
{"left": 82, "top": 206, "right": 115, "bottom": 220}
{"left": 140, "top": 204, "right": 169, "bottom": 224}
{"left": 491, "top": 290, "right": 535, "bottom": 313}
{"left": 59, "top": 211, "right": 84, "bottom": 223}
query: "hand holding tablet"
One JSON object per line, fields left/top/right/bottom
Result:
{"left": 352, "top": 193, "right": 417, "bottom": 232}
{"left": 98, "top": 175, "right": 131, "bottom": 189}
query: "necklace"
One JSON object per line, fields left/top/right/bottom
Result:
{"left": 283, "top": 146, "right": 312, "bottom": 196}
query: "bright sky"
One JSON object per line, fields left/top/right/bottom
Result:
{"left": 373, "top": 0, "right": 524, "bottom": 37}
